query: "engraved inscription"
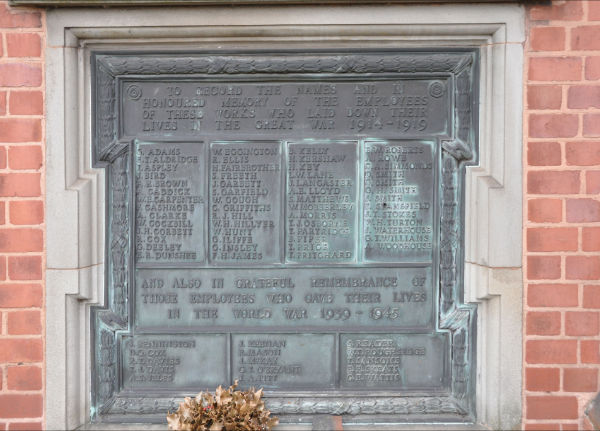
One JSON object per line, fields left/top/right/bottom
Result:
{"left": 135, "top": 142, "right": 205, "bottom": 263}
{"left": 340, "top": 334, "right": 448, "bottom": 389}
{"left": 135, "top": 267, "right": 433, "bottom": 329}
{"left": 122, "top": 80, "right": 450, "bottom": 139}
{"left": 286, "top": 141, "right": 358, "bottom": 263}
{"left": 209, "top": 141, "right": 281, "bottom": 264}
{"left": 363, "top": 140, "right": 434, "bottom": 262}
{"left": 232, "top": 334, "right": 335, "bottom": 390}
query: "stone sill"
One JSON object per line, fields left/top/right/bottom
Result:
{"left": 10, "top": 0, "right": 525, "bottom": 6}
{"left": 78, "top": 422, "right": 488, "bottom": 430}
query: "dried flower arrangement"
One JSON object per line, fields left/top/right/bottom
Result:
{"left": 167, "top": 381, "right": 279, "bottom": 431}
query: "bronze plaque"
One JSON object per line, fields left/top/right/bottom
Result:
{"left": 92, "top": 51, "right": 478, "bottom": 425}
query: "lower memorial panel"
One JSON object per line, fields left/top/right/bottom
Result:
{"left": 232, "top": 333, "right": 336, "bottom": 390}
{"left": 121, "top": 334, "right": 228, "bottom": 391}
{"left": 118, "top": 332, "right": 447, "bottom": 393}
{"left": 340, "top": 333, "right": 449, "bottom": 390}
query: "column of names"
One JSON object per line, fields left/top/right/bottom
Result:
{"left": 286, "top": 141, "right": 358, "bottom": 263}
{"left": 209, "top": 142, "right": 281, "bottom": 264}
{"left": 135, "top": 141, "right": 205, "bottom": 264}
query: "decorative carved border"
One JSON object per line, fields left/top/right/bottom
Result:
{"left": 91, "top": 50, "right": 478, "bottom": 422}
{"left": 102, "top": 395, "right": 467, "bottom": 417}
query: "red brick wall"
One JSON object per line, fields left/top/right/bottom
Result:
{"left": 525, "top": 1, "right": 600, "bottom": 429}
{"left": 0, "top": 2, "right": 44, "bottom": 429}
{"left": 0, "top": 0, "right": 599, "bottom": 429}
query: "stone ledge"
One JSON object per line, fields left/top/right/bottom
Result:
{"left": 11, "top": 0, "right": 524, "bottom": 6}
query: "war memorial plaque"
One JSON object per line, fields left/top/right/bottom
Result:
{"left": 91, "top": 51, "right": 478, "bottom": 424}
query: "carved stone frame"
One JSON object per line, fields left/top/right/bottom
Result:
{"left": 45, "top": 5, "right": 524, "bottom": 429}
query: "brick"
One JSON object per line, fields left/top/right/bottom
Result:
{"left": 0, "top": 202, "right": 4, "bottom": 225}
{"left": 530, "top": 27, "right": 565, "bottom": 51}
{"left": 8, "top": 146, "right": 42, "bottom": 171}
{"left": 526, "top": 311, "right": 561, "bottom": 335}
{"left": 0, "top": 173, "right": 40, "bottom": 197}
{"left": 5, "top": 33, "right": 41, "bottom": 58}
{"left": 0, "top": 4, "right": 41, "bottom": 28}
{"left": 529, "top": 1, "right": 583, "bottom": 21}
{"left": 0, "top": 119, "right": 41, "bottom": 142}
{"left": 6, "top": 366, "right": 42, "bottom": 390}
{"left": 528, "top": 171, "right": 580, "bottom": 194}
{"left": 526, "top": 396, "right": 578, "bottom": 419}
{"left": 8, "top": 91, "right": 43, "bottom": 115}
{"left": 527, "top": 86, "right": 562, "bottom": 110}
{"left": 0, "top": 394, "right": 42, "bottom": 419}
{"left": 584, "top": 114, "right": 600, "bottom": 137}
{"left": 0, "top": 92, "right": 6, "bottom": 115}
{"left": 8, "top": 423, "right": 42, "bottom": 431}
{"left": 568, "top": 86, "right": 600, "bottom": 109}
{"left": 7, "top": 310, "right": 41, "bottom": 335}
{"left": 566, "top": 142, "right": 600, "bottom": 166}
{"left": 572, "top": 26, "right": 600, "bottom": 51}
{"left": 583, "top": 227, "right": 600, "bottom": 251}
{"left": 586, "top": 57, "right": 600, "bottom": 80}
{"left": 529, "top": 58, "right": 581, "bottom": 82}
{"left": 528, "top": 228, "right": 577, "bottom": 252}
{"left": 0, "top": 338, "right": 42, "bottom": 362}
{"left": 591, "top": 1, "right": 600, "bottom": 20}
{"left": 566, "top": 198, "right": 600, "bottom": 222}
{"left": 528, "top": 284, "right": 578, "bottom": 307}
{"left": 0, "top": 63, "right": 42, "bottom": 87}
{"left": 525, "top": 367, "right": 560, "bottom": 392}
{"left": 528, "top": 199, "right": 562, "bottom": 223}
{"left": 566, "top": 256, "right": 600, "bottom": 280}
{"left": 584, "top": 285, "right": 600, "bottom": 308}
{"left": 0, "top": 5, "right": 41, "bottom": 28}
{"left": 0, "top": 256, "right": 5, "bottom": 281}
{"left": 528, "top": 256, "right": 561, "bottom": 280}
{"left": 0, "top": 147, "right": 6, "bottom": 169}
{"left": 526, "top": 340, "right": 577, "bottom": 364}
{"left": 528, "top": 142, "right": 561, "bottom": 166}
{"left": 525, "top": 425, "right": 561, "bottom": 431}
{"left": 0, "top": 229, "right": 42, "bottom": 252}
{"left": 565, "top": 311, "right": 599, "bottom": 336}
{"left": 0, "top": 284, "right": 41, "bottom": 308}
{"left": 563, "top": 424, "right": 581, "bottom": 431}
{"left": 524, "top": 425, "right": 560, "bottom": 431}
{"left": 582, "top": 340, "right": 600, "bottom": 363}
{"left": 587, "top": 171, "right": 600, "bottom": 194}
{"left": 7, "top": 256, "right": 42, "bottom": 280}
{"left": 9, "top": 201, "right": 43, "bottom": 225}
{"left": 530, "top": 114, "right": 579, "bottom": 139}
{"left": 564, "top": 368, "right": 598, "bottom": 392}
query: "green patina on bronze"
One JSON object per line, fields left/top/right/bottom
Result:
{"left": 90, "top": 50, "right": 478, "bottom": 425}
